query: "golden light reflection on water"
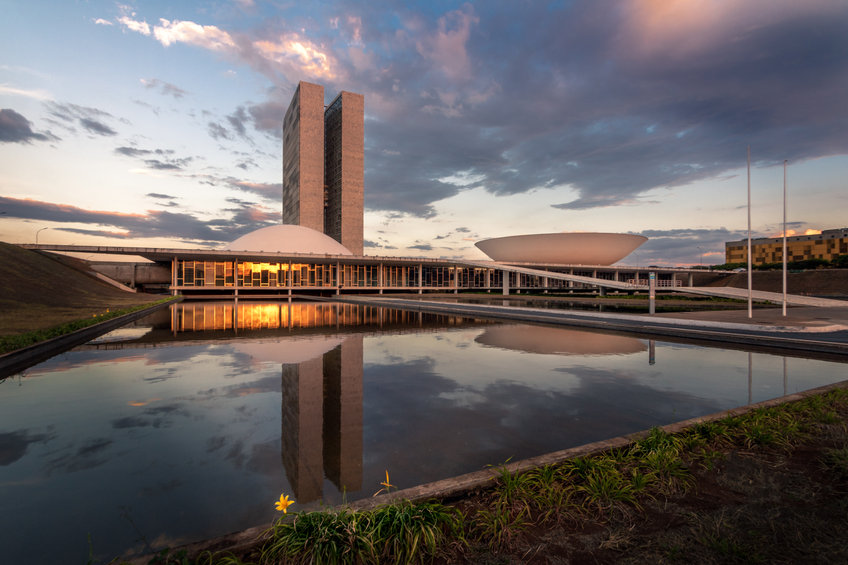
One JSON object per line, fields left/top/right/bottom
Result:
{"left": 172, "top": 302, "right": 436, "bottom": 333}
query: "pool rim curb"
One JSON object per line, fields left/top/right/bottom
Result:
{"left": 0, "top": 296, "right": 181, "bottom": 377}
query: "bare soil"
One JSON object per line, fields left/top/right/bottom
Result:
{"left": 0, "top": 242, "right": 161, "bottom": 335}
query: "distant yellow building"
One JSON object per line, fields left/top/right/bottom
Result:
{"left": 725, "top": 228, "right": 848, "bottom": 265}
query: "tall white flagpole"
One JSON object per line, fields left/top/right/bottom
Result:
{"left": 782, "top": 160, "right": 788, "bottom": 317}
{"left": 747, "top": 146, "right": 752, "bottom": 319}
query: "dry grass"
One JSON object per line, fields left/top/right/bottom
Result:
{"left": 0, "top": 242, "right": 160, "bottom": 336}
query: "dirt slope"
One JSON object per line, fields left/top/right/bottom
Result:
{"left": 0, "top": 242, "right": 160, "bottom": 335}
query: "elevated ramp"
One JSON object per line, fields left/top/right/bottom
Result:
{"left": 458, "top": 260, "right": 847, "bottom": 307}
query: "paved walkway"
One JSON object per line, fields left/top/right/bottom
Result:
{"left": 684, "top": 286, "right": 848, "bottom": 307}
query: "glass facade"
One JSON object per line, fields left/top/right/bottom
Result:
{"left": 172, "top": 259, "right": 674, "bottom": 293}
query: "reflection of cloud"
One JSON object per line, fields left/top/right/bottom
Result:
{"left": 359, "top": 358, "right": 722, "bottom": 489}
{"left": 47, "top": 438, "right": 113, "bottom": 474}
{"left": 0, "top": 430, "right": 55, "bottom": 466}
{"left": 476, "top": 325, "right": 646, "bottom": 356}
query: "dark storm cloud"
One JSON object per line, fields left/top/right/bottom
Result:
{"left": 0, "top": 195, "right": 278, "bottom": 243}
{"left": 261, "top": 0, "right": 848, "bottom": 216}
{"left": 0, "top": 108, "right": 50, "bottom": 143}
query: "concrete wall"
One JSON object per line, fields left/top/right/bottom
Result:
{"left": 90, "top": 262, "right": 170, "bottom": 286}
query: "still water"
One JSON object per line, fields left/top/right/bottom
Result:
{"left": 1, "top": 301, "right": 845, "bottom": 563}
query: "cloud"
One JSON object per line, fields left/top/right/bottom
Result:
{"left": 146, "top": 193, "right": 179, "bottom": 207}
{"left": 117, "top": 11, "right": 336, "bottom": 83}
{"left": 45, "top": 102, "right": 121, "bottom": 137}
{"left": 0, "top": 195, "right": 278, "bottom": 244}
{"left": 154, "top": 19, "right": 236, "bottom": 51}
{"left": 227, "top": 106, "right": 249, "bottom": 138}
{"left": 0, "top": 85, "right": 51, "bottom": 100}
{"left": 415, "top": 4, "right": 478, "bottom": 81}
{"left": 208, "top": 121, "right": 231, "bottom": 140}
{"left": 630, "top": 227, "right": 748, "bottom": 266}
{"left": 140, "top": 78, "right": 188, "bottom": 99}
{"left": 0, "top": 109, "right": 50, "bottom": 143}
{"left": 114, "top": 145, "right": 191, "bottom": 170}
{"left": 109, "top": 1, "right": 848, "bottom": 221}
{"left": 79, "top": 117, "right": 117, "bottom": 136}
{"left": 117, "top": 15, "right": 150, "bottom": 36}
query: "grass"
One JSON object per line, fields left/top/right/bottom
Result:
{"left": 259, "top": 501, "right": 462, "bottom": 565}
{"left": 100, "top": 386, "right": 848, "bottom": 564}
{"left": 0, "top": 297, "right": 175, "bottom": 354}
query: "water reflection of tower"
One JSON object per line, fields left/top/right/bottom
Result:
{"left": 281, "top": 335, "right": 363, "bottom": 503}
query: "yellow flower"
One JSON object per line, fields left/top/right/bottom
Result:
{"left": 275, "top": 493, "right": 293, "bottom": 513}
{"left": 374, "top": 470, "right": 396, "bottom": 496}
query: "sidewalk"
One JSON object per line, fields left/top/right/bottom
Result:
{"left": 654, "top": 305, "right": 848, "bottom": 331}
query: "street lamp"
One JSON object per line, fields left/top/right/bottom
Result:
{"left": 36, "top": 227, "right": 48, "bottom": 244}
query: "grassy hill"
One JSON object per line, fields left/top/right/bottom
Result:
{"left": 0, "top": 242, "right": 161, "bottom": 336}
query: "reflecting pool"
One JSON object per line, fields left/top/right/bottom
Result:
{"left": 1, "top": 301, "right": 845, "bottom": 564}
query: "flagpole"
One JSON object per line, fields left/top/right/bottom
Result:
{"left": 782, "top": 160, "right": 787, "bottom": 317}
{"left": 747, "top": 146, "right": 752, "bottom": 319}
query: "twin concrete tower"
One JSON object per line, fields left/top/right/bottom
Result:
{"left": 282, "top": 81, "right": 364, "bottom": 255}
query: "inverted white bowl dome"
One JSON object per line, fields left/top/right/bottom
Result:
{"left": 475, "top": 232, "right": 647, "bottom": 265}
{"left": 224, "top": 225, "right": 353, "bottom": 255}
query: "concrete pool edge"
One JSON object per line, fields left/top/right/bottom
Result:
{"left": 128, "top": 378, "right": 848, "bottom": 563}
{"left": 320, "top": 296, "right": 848, "bottom": 356}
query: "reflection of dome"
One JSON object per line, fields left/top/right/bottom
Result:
{"left": 234, "top": 335, "right": 345, "bottom": 364}
{"left": 476, "top": 325, "right": 646, "bottom": 356}
{"left": 225, "top": 225, "right": 352, "bottom": 255}
{"left": 475, "top": 232, "right": 647, "bottom": 265}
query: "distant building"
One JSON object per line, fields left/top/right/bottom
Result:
{"left": 282, "top": 81, "right": 364, "bottom": 255}
{"left": 725, "top": 228, "right": 848, "bottom": 264}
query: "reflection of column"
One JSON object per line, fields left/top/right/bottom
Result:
{"left": 323, "top": 336, "right": 363, "bottom": 493}
{"left": 783, "top": 357, "right": 787, "bottom": 396}
{"left": 281, "top": 357, "right": 325, "bottom": 503}
{"left": 748, "top": 352, "right": 753, "bottom": 405}
{"left": 648, "top": 340, "right": 656, "bottom": 365}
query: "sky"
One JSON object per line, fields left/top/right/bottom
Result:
{"left": 1, "top": 0, "right": 847, "bottom": 266}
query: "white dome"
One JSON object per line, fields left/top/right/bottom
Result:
{"left": 224, "top": 225, "right": 353, "bottom": 255}
{"left": 475, "top": 232, "right": 646, "bottom": 265}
